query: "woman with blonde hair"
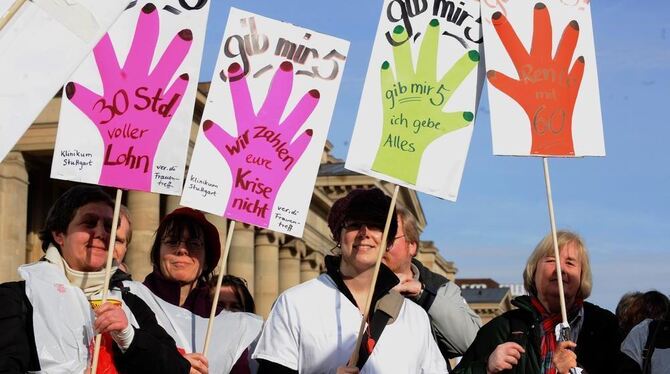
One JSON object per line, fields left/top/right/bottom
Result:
{"left": 455, "top": 230, "right": 624, "bottom": 374}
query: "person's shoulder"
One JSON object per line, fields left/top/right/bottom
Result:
{"left": 401, "top": 294, "right": 428, "bottom": 319}
{"left": 584, "top": 301, "right": 617, "bottom": 323}
{"left": 626, "top": 318, "right": 653, "bottom": 341}
{"left": 0, "top": 281, "right": 29, "bottom": 317}
{"left": 584, "top": 300, "right": 614, "bottom": 313}
{"left": 111, "top": 268, "right": 133, "bottom": 283}
{"left": 0, "top": 280, "right": 26, "bottom": 301}
{"left": 276, "top": 274, "right": 336, "bottom": 303}
{"left": 119, "top": 280, "right": 150, "bottom": 296}
{"left": 0, "top": 280, "right": 25, "bottom": 291}
{"left": 581, "top": 300, "right": 622, "bottom": 343}
{"left": 412, "top": 258, "right": 448, "bottom": 285}
{"left": 486, "top": 309, "right": 524, "bottom": 329}
{"left": 477, "top": 302, "right": 534, "bottom": 336}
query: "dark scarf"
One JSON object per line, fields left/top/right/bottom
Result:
{"left": 324, "top": 255, "right": 400, "bottom": 367}
{"left": 143, "top": 269, "right": 220, "bottom": 318}
{"left": 530, "top": 296, "right": 583, "bottom": 374}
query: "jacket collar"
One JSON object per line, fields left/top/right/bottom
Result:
{"left": 324, "top": 255, "right": 399, "bottom": 316}
{"left": 513, "top": 295, "right": 584, "bottom": 329}
{"left": 143, "top": 269, "right": 215, "bottom": 318}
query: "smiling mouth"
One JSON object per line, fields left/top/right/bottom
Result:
{"left": 354, "top": 244, "right": 376, "bottom": 250}
{"left": 171, "top": 262, "right": 192, "bottom": 267}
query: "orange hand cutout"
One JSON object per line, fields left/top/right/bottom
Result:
{"left": 488, "top": 2, "right": 584, "bottom": 156}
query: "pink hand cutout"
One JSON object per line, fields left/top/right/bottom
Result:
{"left": 203, "top": 61, "right": 319, "bottom": 227}
{"left": 66, "top": 3, "right": 192, "bottom": 190}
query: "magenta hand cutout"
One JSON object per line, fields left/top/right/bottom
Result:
{"left": 203, "top": 61, "right": 319, "bottom": 227}
{"left": 65, "top": 3, "right": 192, "bottom": 191}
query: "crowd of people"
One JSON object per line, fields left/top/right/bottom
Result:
{"left": 0, "top": 185, "right": 667, "bottom": 373}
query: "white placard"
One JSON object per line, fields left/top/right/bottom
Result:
{"left": 51, "top": 0, "right": 210, "bottom": 194}
{"left": 0, "top": 0, "right": 131, "bottom": 162}
{"left": 181, "top": 8, "right": 349, "bottom": 236}
{"left": 346, "top": 0, "right": 485, "bottom": 201}
{"left": 482, "top": 0, "right": 605, "bottom": 157}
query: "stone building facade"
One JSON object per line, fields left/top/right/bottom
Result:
{"left": 0, "top": 83, "right": 457, "bottom": 318}
{"left": 457, "top": 278, "right": 514, "bottom": 324}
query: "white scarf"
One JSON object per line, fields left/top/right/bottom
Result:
{"left": 44, "top": 245, "right": 118, "bottom": 298}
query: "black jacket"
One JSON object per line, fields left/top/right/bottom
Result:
{"left": 454, "top": 295, "right": 625, "bottom": 374}
{"left": 0, "top": 270, "right": 190, "bottom": 374}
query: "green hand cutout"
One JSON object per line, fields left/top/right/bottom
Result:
{"left": 371, "top": 19, "right": 479, "bottom": 184}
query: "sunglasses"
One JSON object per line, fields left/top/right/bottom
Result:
{"left": 162, "top": 239, "right": 204, "bottom": 251}
{"left": 343, "top": 221, "right": 384, "bottom": 233}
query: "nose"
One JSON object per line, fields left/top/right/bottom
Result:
{"left": 175, "top": 241, "right": 190, "bottom": 255}
{"left": 94, "top": 219, "right": 110, "bottom": 243}
{"left": 356, "top": 224, "right": 371, "bottom": 237}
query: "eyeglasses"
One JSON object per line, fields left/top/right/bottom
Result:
{"left": 162, "top": 239, "right": 204, "bottom": 251}
{"left": 343, "top": 221, "right": 384, "bottom": 233}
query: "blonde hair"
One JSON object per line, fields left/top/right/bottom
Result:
{"left": 396, "top": 205, "right": 420, "bottom": 246}
{"left": 119, "top": 204, "right": 132, "bottom": 245}
{"left": 523, "top": 230, "right": 592, "bottom": 299}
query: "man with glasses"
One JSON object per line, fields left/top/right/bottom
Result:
{"left": 114, "top": 204, "right": 132, "bottom": 273}
{"left": 383, "top": 205, "right": 481, "bottom": 363}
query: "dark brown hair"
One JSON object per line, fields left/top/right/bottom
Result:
{"left": 38, "top": 185, "right": 113, "bottom": 252}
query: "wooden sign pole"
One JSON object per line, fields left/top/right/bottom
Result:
{"left": 0, "top": 0, "right": 27, "bottom": 32}
{"left": 542, "top": 158, "right": 569, "bottom": 325}
{"left": 90, "top": 188, "right": 123, "bottom": 373}
{"left": 202, "top": 219, "right": 237, "bottom": 355}
{"left": 348, "top": 184, "right": 400, "bottom": 366}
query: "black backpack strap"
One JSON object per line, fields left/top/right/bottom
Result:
{"left": 642, "top": 320, "right": 662, "bottom": 374}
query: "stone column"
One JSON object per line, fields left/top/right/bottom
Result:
{"left": 227, "top": 223, "right": 255, "bottom": 296}
{"left": 204, "top": 213, "right": 227, "bottom": 275}
{"left": 164, "top": 194, "right": 181, "bottom": 215}
{"left": 279, "top": 238, "right": 304, "bottom": 293}
{"left": 254, "top": 229, "right": 279, "bottom": 318}
{"left": 300, "top": 248, "right": 324, "bottom": 283}
{"left": 0, "top": 152, "right": 28, "bottom": 282}
{"left": 125, "top": 191, "right": 160, "bottom": 280}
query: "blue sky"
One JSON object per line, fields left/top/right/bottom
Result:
{"left": 199, "top": 0, "right": 670, "bottom": 310}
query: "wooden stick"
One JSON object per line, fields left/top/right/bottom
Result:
{"left": 542, "top": 158, "right": 568, "bottom": 324}
{"left": 90, "top": 188, "right": 123, "bottom": 374}
{"left": 202, "top": 219, "right": 236, "bottom": 355}
{"left": 0, "top": 0, "right": 27, "bottom": 32}
{"left": 348, "top": 184, "right": 400, "bottom": 366}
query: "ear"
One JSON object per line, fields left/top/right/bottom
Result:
{"left": 52, "top": 230, "right": 65, "bottom": 247}
{"left": 408, "top": 241, "right": 418, "bottom": 257}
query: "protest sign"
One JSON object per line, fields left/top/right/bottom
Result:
{"left": 482, "top": 0, "right": 605, "bottom": 157}
{"left": 181, "top": 8, "right": 349, "bottom": 236}
{"left": 0, "top": 0, "right": 130, "bottom": 162}
{"left": 345, "top": 0, "right": 484, "bottom": 201}
{"left": 51, "top": 0, "right": 210, "bottom": 194}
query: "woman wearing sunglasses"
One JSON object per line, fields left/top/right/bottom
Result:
{"left": 143, "top": 207, "right": 223, "bottom": 373}
{"left": 252, "top": 188, "right": 446, "bottom": 373}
